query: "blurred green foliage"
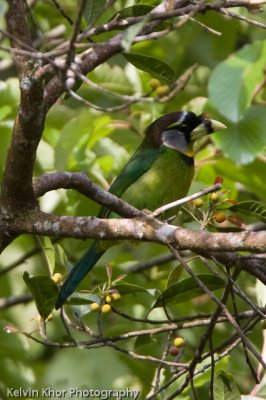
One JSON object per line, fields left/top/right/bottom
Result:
{"left": 0, "top": 0, "right": 266, "bottom": 399}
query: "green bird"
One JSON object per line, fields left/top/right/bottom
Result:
{"left": 55, "top": 111, "right": 225, "bottom": 309}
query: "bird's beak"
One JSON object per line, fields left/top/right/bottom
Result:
{"left": 191, "top": 119, "right": 226, "bottom": 141}
{"left": 210, "top": 119, "right": 227, "bottom": 132}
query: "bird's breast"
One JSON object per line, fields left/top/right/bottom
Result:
{"left": 121, "top": 147, "right": 194, "bottom": 212}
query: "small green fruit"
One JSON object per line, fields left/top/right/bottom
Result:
{"left": 194, "top": 198, "right": 203, "bottom": 208}
{"left": 156, "top": 85, "right": 170, "bottom": 97}
{"left": 210, "top": 192, "right": 219, "bottom": 202}
{"left": 149, "top": 78, "right": 161, "bottom": 89}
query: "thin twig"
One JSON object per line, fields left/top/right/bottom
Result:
{"left": 152, "top": 183, "right": 222, "bottom": 218}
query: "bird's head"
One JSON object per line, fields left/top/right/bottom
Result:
{"left": 145, "top": 111, "right": 226, "bottom": 157}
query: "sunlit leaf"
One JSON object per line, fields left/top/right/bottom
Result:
{"left": 209, "top": 41, "right": 266, "bottom": 122}
{"left": 214, "top": 370, "right": 241, "bottom": 400}
{"left": 214, "top": 106, "right": 266, "bottom": 164}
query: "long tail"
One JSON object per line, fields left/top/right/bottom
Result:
{"left": 55, "top": 241, "right": 104, "bottom": 309}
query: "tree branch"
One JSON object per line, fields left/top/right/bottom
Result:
{"left": 7, "top": 210, "right": 266, "bottom": 254}
{"left": 1, "top": 0, "right": 45, "bottom": 210}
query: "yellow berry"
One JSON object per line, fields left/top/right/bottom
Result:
{"left": 52, "top": 273, "right": 63, "bottom": 284}
{"left": 90, "top": 302, "right": 100, "bottom": 311}
{"left": 194, "top": 198, "right": 203, "bottom": 208}
{"left": 214, "top": 211, "right": 226, "bottom": 223}
{"left": 101, "top": 304, "right": 112, "bottom": 314}
{"left": 169, "top": 346, "right": 180, "bottom": 356}
{"left": 173, "top": 337, "right": 185, "bottom": 347}
{"left": 149, "top": 78, "right": 161, "bottom": 89}
{"left": 105, "top": 295, "right": 112, "bottom": 304}
{"left": 111, "top": 292, "right": 121, "bottom": 301}
{"left": 155, "top": 85, "right": 170, "bottom": 97}
{"left": 210, "top": 192, "right": 219, "bottom": 202}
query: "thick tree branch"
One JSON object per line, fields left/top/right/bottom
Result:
{"left": 1, "top": 0, "right": 45, "bottom": 210}
{"left": 33, "top": 172, "right": 143, "bottom": 218}
{"left": 7, "top": 211, "right": 266, "bottom": 253}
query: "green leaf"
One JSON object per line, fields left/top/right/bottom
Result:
{"left": 113, "top": 282, "right": 153, "bottom": 295}
{"left": 122, "top": 20, "right": 147, "bottom": 52}
{"left": 229, "top": 201, "right": 266, "bottom": 223}
{"left": 23, "top": 272, "right": 58, "bottom": 319}
{"left": 0, "top": 105, "right": 11, "bottom": 121}
{"left": 213, "top": 158, "right": 266, "bottom": 200}
{"left": 87, "top": 115, "right": 112, "bottom": 148}
{"left": 123, "top": 53, "right": 175, "bottom": 83}
{"left": 0, "top": 0, "right": 7, "bottom": 17}
{"left": 214, "top": 370, "right": 241, "bottom": 400}
{"left": 38, "top": 237, "right": 55, "bottom": 276}
{"left": 83, "top": 0, "right": 106, "bottom": 27}
{"left": 66, "top": 293, "right": 101, "bottom": 306}
{"left": 135, "top": 334, "right": 155, "bottom": 349}
{"left": 214, "top": 106, "right": 266, "bottom": 164}
{"left": 111, "top": 5, "right": 153, "bottom": 19}
{"left": 209, "top": 41, "right": 266, "bottom": 122}
{"left": 153, "top": 274, "right": 225, "bottom": 307}
{"left": 166, "top": 264, "right": 183, "bottom": 288}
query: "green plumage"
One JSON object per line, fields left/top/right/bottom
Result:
{"left": 55, "top": 111, "right": 225, "bottom": 309}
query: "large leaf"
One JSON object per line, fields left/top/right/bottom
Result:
{"left": 213, "top": 158, "right": 266, "bottom": 200}
{"left": 123, "top": 53, "right": 175, "bottom": 83}
{"left": 153, "top": 274, "right": 225, "bottom": 307}
{"left": 229, "top": 201, "right": 266, "bottom": 223}
{"left": 214, "top": 370, "right": 241, "bottom": 400}
{"left": 213, "top": 106, "right": 266, "bottom": 164}
{"left": 83, "top": 0, "right": 106, "bottom": 27}
{"left": 23, "top": 272, "right": 58, "bottom": 319}
{"left": 209, "top": 41, "right": 266, "bottom": 122}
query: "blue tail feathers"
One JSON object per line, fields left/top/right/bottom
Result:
{"left": 55, "top": 241, "right": 104, "bottom": 309}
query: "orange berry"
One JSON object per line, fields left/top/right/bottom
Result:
{"left": 169, "top": 346, "right": 181, "bottom": 356}
{"left": 214, "top": 211, "right": 226, "bottom": 223}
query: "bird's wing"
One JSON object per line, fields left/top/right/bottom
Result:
{"left": 99, "top": 147, "right": 159, "bottom": 218}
